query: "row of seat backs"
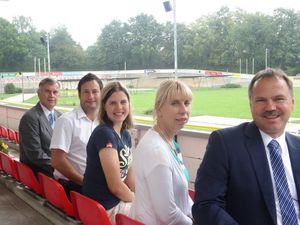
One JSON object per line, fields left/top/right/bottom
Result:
{"left": 0, "top": 152, "right": 144, "bottom": 225}
{"left": 0, "top": 151, "right": 20, "bottom": 181}
{"left": 70, "top": 190, "right": 145, "bottom": 225}
{"left": 0, "top": 151, "right": 194, "bottom": 225}
{"left": 0, "top": 125, "right": 19, "bottom": 144}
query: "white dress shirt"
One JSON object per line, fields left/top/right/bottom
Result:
{"left": 260, "top": 130, "right": 300, "bottom": 225}
{"left": 50, "top": 106, "right": 98, "bottom": 179}
{"left": 40, "top": 103, "right": 55, "bottom": 128}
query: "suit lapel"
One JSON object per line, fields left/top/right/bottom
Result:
{"left": 36, "top": 103, "right": 53, "bottom": 135}
{"left": 245, "top": 122, "right": 277, "bottom": 224}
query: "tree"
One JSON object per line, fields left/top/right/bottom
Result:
{"left": 272, "top": 8, "right": 300, "bottom": 74}
{"left": 50, "top": 26, "right": 85, "bottom": 71}
{"left": 127, "top": 14, "right": 164, "bottom": 69}
{"left": 12, "top": 16, "right": 46, "bottom": 72}
{"left": 96, "top": 20, "right": 131, "bottom": 70}
{"left": 0, "top": 17, "right": 27, "bottom": 71}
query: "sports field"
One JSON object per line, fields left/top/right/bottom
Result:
{"left": 23, "top": 87, "right": 300, "bottom": 119}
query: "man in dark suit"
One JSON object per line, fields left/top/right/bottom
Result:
{"left": 192, "top": 68, "right": 300, "bottom": 225}
{"left": 19, "top": 78, "right": 61, "bottom": 177}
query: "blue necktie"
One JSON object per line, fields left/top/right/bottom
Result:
{"left": 268, "top": 139, "right": 298, "bottom": 225}
{"left": 48, "top": 112, "right": 54, "bottom": 129}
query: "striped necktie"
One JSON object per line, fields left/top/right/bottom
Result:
{"left": 268, "top": 139, "right": 298, "bottom": 225}
{"left": 48, "top": 112, "right": 54, "bottom": 129}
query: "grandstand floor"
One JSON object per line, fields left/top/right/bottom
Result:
{"left": 0, "top": 181, "right": 53, "bottom": 225}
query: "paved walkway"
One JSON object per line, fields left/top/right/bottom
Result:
{"left": 0, "top": 181, "right": 53, "bottom": 225}
{"left": 2, "top": 93, "right": 36, "bottom": 103}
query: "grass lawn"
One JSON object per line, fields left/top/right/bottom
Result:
{"left": 22, "top": 87, "right": 300, "bottom": 119}
{"left": 0, "top": 93, "right": 18, "bottom": 100}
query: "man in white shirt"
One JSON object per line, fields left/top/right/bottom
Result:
{"left": 193, "top": 68, "right": 300, "bottom": 225}
{"left": 19, "top": 78, "right": 61, "bottom": 177}
{"left": 50, "top": 73, "right": 103, "bottom": 195}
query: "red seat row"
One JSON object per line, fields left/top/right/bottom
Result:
{"left": 0, "top": 125, "right": 19, "bottom": 144}
{"left": 0, "top": 151, "right": 144, "bottom": 225}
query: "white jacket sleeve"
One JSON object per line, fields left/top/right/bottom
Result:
{"left": 146, "top": 164, "right": 193, "bottom": 225}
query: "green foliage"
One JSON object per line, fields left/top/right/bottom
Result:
{"left": 50, "top": 26, "right": 85, "bottom": 71}
{"left": 2, "top": 8, "right": 300, "bottom": 72}
{"left": 0, "top": 140, "right": 8, "bottom": 154}
{"left": 4, "top": 83, "right": 19, "bottom": 94}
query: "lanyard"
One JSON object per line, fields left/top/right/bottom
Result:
{"left": 167, "top": 140, "right": 190, "bottom": 183}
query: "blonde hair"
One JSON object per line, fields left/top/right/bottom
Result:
{"left": 99, "top": 81, "right": 133, "bottom": 130}
{"left": 154, "top": 79, "right": 192, "bottom": 119}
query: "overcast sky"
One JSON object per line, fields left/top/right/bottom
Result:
{"left": 0, "top": 0, "right": 299, "bottom": 49}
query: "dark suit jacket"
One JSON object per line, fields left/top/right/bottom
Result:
{"left": 19, "top": 103, "right": 62, "bottom": 177}
{"left": 192, "top": 122, "right": 300, "bottom": 225}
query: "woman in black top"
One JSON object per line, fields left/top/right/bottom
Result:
{"left": 83, "top": 81, "right": 134, "bottom": 225}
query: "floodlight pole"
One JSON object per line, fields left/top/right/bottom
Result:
{"left": 46, "top": 33, "right": 51, "bottom": 72}
{"left": 265, "top": 48, "right": 268, "bottom": 69}
{"left": 173, "top": 0, "right": 178, "bottom": 79}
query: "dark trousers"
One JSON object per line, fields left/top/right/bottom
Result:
{"left": 23, "top": 162, "right": 54, "bottom": 179}
{"left": 58, "top": 179, "right": 82, "bottom": 199}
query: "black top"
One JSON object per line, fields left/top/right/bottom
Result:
{"left": 83, "top": 124, "right": 132, "bottom": 210}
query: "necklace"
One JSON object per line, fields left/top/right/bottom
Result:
{"left": 154, "top": 125, "right": 177, "bottom": 154}
{"left": 154, "top": 125, "right": 190, "bottom": 183}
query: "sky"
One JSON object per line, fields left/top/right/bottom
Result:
{"left": 0, "top": 0, "right": 300, "bottom": 49}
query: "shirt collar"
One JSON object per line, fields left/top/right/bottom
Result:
{"left": 76, "top": 106, "right": 91, "bottom": 119}
{"left": 259, "top": 129, "right": 286, "bottom": 152}
{"left": 40, "top": 102, "right": 53, "bottom": 117}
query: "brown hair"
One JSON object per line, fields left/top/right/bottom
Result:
{"left": 99, "top": 81, "right": 133, "bottom": 130}
{"left": 248, "top": 68, "right": 293, "bottom": 98}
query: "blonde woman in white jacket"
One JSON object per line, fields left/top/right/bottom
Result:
{"left": 130, "top": 79, "right": 194, "bottom": 225}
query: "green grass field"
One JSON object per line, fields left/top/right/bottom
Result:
{"left": 24, "top": 87, "right": 300, "bottom": 119}
{"left": 0, "top": 93, "right": 18, "bottom": 100}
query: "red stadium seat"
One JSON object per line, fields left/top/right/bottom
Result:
{"left": 0, "top": 152, "right": 2, "bottom": 171}
{"left": 15, "top": 161, "right": 43, "bottom": 196}
{"left": 0, "top": 151, "right": 20, "bottom": 181}
{"left": 116, "top": 213, "right": 145, "bottom": 225}
{"left": 15, "top": 131, "right": 19, "bottom": 144}
{"left": 70, "top": 191, "right": 112, "bottom": 225}
{"left": 7, "top": 128, "right": 17, "bottom": 144}
{"left": 189, "top": 189, "right": 195, "bottom": 201}
{"left": 38, "top": 173, "right": 75, "bottom": 217}
{"left": 0, "top": 126, "right": 8, "bottom": 139}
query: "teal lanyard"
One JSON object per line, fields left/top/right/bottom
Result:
{"left": 167, "top": 140, "right": 190, "bottom": 183}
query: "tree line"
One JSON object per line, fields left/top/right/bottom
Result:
{"left": 1, "top": 6, "right": 300, "bottom": 75}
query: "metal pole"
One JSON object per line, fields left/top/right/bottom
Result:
{"left": 246, "top": 58, "right": 248, "bottom": 74}
{"left": 34, "top": 56, "right": 36, "bottom": 73}
{"left": 252, "top": 58, "right": 254, "bottom": 74}
{"left": 44, "top": 58, "right": 46, "bottom": 72}
{"left": 265, "top": 48, "right": 268, "bottom": 69}
{"left": 173, "top": 0, "right": 177, "bottom": 79}
{"left": 47, "top": 33, "right": 51, "bottom": 72}
{"left": 22, "top": 73, "right": 24, "bottom": 102}
{"left": 38, "top": 58, "right": 41, "bottom": 74}
{"left": 124, "top": 61, "right": 127, "bottom": 86}
{"left": 239, "top": 58, "right": 241, "bottom": 73}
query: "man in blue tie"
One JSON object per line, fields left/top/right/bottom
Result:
{"left": 192, "top": 68, "right": 300, "bottom": 225}
{"left": 19, "top": 78, "right": 61, "bottom": 178}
